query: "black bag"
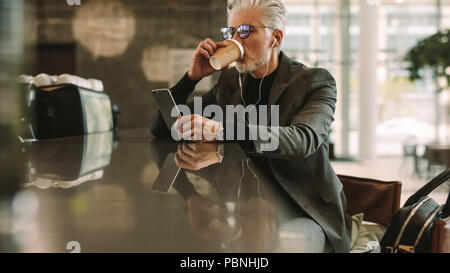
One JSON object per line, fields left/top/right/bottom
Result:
{"left": 380, "top": 169, "right": 450, "bottom": 253}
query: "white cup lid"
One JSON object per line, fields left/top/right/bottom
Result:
{"left": 209, "top": 56, "right": 222, "bottom": 70}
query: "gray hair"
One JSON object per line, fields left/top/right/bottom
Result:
{"left": 227, "top": 0, "right": 287, "bottom": 34}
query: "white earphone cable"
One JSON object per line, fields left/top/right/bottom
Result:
{"left": 239, "top": 59, "right": 270, "bottom": 109}
{"left": 239, "top": 38, "right": 276, "bottom": 109}
{"left": 239, "top": 57, "right": 271, "bottom": 128}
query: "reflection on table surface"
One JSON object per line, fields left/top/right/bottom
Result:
{"left": 0, "top": 130, "right": 329, "bottom": 253}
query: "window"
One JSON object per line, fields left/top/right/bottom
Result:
{"left": 284, "top": 0, "right": 448, "bottom": 156}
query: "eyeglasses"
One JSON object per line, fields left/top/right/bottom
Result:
{"left": 221, "top": 24, "right": 273, "bottom": 40}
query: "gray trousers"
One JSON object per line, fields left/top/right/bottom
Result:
{"left": 277, "top": 217, "right": 333, "bottom": 253}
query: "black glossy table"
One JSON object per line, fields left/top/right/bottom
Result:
{"left": 0, "top": 129, "right": 329, "bottom": 253}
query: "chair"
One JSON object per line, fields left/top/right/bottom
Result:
{"left": 337, "top": 175, "right": 402, "bottom": 252}
{"left": 338, "top": 174, "right": 402, "bottom": 227}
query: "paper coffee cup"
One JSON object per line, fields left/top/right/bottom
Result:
{"left": 209, "top": 39, "right": 244, "bottom": 71}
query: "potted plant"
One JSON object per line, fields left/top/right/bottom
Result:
{"left": 405, "top": 29, "right": 450, "bottom": 89}
{"left": 404, "top": 29, "right": 450, "bottom": 142}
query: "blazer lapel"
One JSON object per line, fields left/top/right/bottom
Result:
{"left": 267, "top": 51, "right": 291, "bottom": 122}
{"left": 268, "top": 51, "right": 292, "bottom": 106}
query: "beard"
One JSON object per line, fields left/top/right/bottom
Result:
{"left": 235, "top": 50, "right": 271, "bottom": 74}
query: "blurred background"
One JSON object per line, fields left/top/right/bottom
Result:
{"left": 282, "top": 0, "right": 449, "bottom": 160}
{"left": 1, "top": 0, "right": 449, "bottom": 203}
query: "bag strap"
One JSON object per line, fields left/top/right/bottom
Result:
{"left": 404, "top": 169, "right": 450, "bottom": 207}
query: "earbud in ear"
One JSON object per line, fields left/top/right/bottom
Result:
{"left": 271, "top": 40, "right": 277, "bottom": 48}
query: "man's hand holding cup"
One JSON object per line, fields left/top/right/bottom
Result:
{"left": 187, "top": 38, "right": 244, "bottom": 81}
{"left": 187, "top": 38, "right": 227, "bottom": 81}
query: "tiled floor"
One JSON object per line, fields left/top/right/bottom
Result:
{"left": 331, "top": 156, "right": 449, "bottom": 206}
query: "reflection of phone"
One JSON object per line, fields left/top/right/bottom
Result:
{"left": 152, "top": 153, "right": 181, "bottom": 193}
{"left": 152, "top": 89, "right": 181, "bottom": 129}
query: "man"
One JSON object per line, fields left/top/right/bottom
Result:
{"left": 151, "top": 0, "right": 352, "bottom": 252}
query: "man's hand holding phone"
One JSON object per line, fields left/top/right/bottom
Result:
{"left": 174, "top": 143, "right": 222, "bottom": 171}
{"left": 174, "top": 114, "right": 223, "bottom": 142}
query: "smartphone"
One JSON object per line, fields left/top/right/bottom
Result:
{"left": 151, "top": 89, "right": 181, "bottom": 129}
{"left": 152, "top": 153, "right": 181, "bottom": 193}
